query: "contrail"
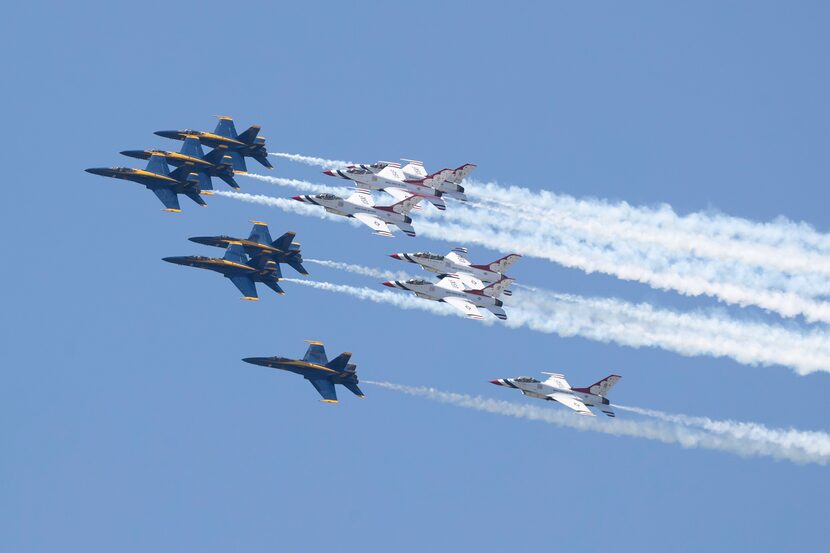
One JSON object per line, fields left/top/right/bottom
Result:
{"left": 228, "top": 178, "right": 830, "bottom": 321}
{"left": 613, "top": 404, "right": 830, "bottom": 460}
{"left": 242, "top": 173, "right": 350, "bottom": 196}
{"left": 213, "top": 191, "right": 362, "bottom": 228}
{"left": 283, "top": 277, "right": 830, "bottom": 375}
{"left": 269, "top": 152, "right": 354, "bottom": 168}
{"left": 366, "top": 381, "right": 830, "bottom": 465}
{"left": 304, "top": 259, "right": 415, "bottom": 281}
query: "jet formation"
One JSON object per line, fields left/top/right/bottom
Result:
{"left": 491, "top": 373, "right": 622, "bottom": 417}
{"left": 243, "top": 340, "right": 364, "bottom": 403}
{"left": 86, "top": 116, "right": 267, "bottom": 211}
{"left": 163, "top": 221, "right": 305, "bottom": 300}
{"left": 87, "top": 121, "right": 628, "bottom": 410}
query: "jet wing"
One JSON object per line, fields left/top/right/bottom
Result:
{"left": 353, "top": 213, "right": 393, "bottom": 237}
{"left": 454, "top": 272, "right": 485, "bottom": 290}
{"left": 302, "top": 341, "right": 328, "bottom": 365}
{"left": 308, "top": 378, "right": 338, "bottom": 403}
{"left": 443, "top": 296, "right": 484, "bottom": 320}
{"left": 549, "top": 392, "right": 594, "bottom": 416}
{"left": 229, "top": 275, "right": 259, "bottom": 300}
{"left": 152, "top": 187, "right": 181, "bottom": 212}
{"left": 383, "top": 187, "right": 419, "bottom": 205}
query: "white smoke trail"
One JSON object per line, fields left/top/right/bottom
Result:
{"left": 366, "top": 381, "right": 830, "bottom": 465}
{"left": 304, "top": 259, "right": 415, "bottom": 281}
{"left": 613, "top": 404, "right": 830, "bottom": 460}
{"left": 229, "top": 176, "right": 830, "bottom": 320}
{"left": 219, "top": 183, "right": 830, "bottom": 322}
{"left": 284, "top": 277, "right": 830, "bottom": 375}
{"left": 269, "top": 152, "right": 354, "bottom": 168}
{"left": 243, "top": 173, "right": 350, "bottom": 196}
{"left": 213, "top": 191, "right": 362, "bottom": 228}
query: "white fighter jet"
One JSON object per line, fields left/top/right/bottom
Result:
{"left": 328, "top": 159, "right": 476, "bottom": 202}
{"left": 490, "top": 373, "right": 621, "bottom": 417}
{"left": 323, "top": 162, "right": 451, "bottom": 211}
{"left": 399, "top": 159, "right": 476, "bottom": 201}
{"left": 382, "top": 274, "right": 513, "bottom": 320}
{"left": 292, "top": 190, "right": 422, "bottom": 237}
{"left": 389, "top": 247, "right": 521, "bottom": 295}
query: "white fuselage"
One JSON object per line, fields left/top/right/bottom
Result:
{"left": 496, "top": 379, "right": 609, "bottom": 407}
{"left": 394, "top": 253, "right": 502, "bottom": 283}
{"left": 384, "top": 277, "right": 503, "bottom": 310}
{"left": 297, "top": 194, "right": 411, "bottom": 225}
{"left": 328, "top": 167, "right": 440, "bottom": 200}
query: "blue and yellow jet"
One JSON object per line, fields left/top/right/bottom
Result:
{"left": 188, "top": 221, "right": 309, "bottom": 276}
{"left": 163, "top": 242, "right": 284, "bottom": 300}
{"left": 155, "top": 116, "right": 272, "bottom": 173}
{"left": 85, "top": 153, "right": 206, "bottom": 212}
{"left": 120, "top": 135, "right": 239, "bottom": 192}
{"left": 243, "top": 341, "right": 365, "bottom": 403}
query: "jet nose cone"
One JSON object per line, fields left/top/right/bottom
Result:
{"left": 162, "top": 256, "right": 188, "bottom": 265}
{"left": 490, "top": 379, "right": 504, "bottom": 386}
{"left": 322, "top": 170, "right": 335, "bottom": 176}
{"left": 85, "top": 167, "right": 111, "bottom": 176}
{"left": 154, "top": 130, "right": 180, "bottom": 139}
{"left": 382, "top": 281, "right": 395, "bottom": 288}
{"left": 388, "top": 254, "right": 402, "bottom": 260}
{"left": 291, "top": 195, "right": 304, "bottom": 202}
{"left": 242, "top": 357, "right": 270, "bottom": 367}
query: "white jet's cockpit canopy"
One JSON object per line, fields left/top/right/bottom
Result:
{"left": 514, "top": 376, "right": 539, "bottom": 383}
{"left": 316, "top": 193, "right": 339, "bottom": 200}
{"left": 405, "top": 279, "right": 431, "bottom": 285}
{"left": 346, "top": 167, "right": 371, "bottom": 175}
{"left": 414, "top": 252, "right": 443, "bottom": 260}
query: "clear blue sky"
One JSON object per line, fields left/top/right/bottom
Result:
{"left": 3, "top": 1, "right": 829, "bottom": 551}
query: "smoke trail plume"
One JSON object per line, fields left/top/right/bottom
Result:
{"left": 304, "top": 259, "right": 415, "bottom": 281}
{"left": 230, "top": 176, "right": 830, "bottom": 320}
{"left": 614, "top": 404, "right": 830, "bottom": 460}
{"left": 366, "top": 381, "right": 829, "bottom": 465}
{"left": 269, "top": 152, "right": 354, "bottom": 168}
{"left": 243, "top": 173, "right": 350, "bottom": 196}
{"left": 284, "top": 276, "right": 830, "bottom": 375}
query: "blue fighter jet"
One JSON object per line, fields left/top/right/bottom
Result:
{"left": 120, "top": 135, "right": 239, "bottom": 191}
{"left": 155, "top": 116, "right": 272, "bottom": 173}
{"left": 86, "top": 153, "right": 206, "bottom": 212}
{"left": 163, "top": 243, "right": 284, "bottom": 300}
{"left": 188, "top": 221, "right": 309, "bottom": 275}
{"left": 243, "top": 341, "right": 365, "bottom": 403}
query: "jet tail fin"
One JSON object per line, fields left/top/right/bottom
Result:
{"left": 272, "top": 231, "right": 297, "bottom": 251}
{"left": 286, "top": 259, "right": 309, "bottom": 275}
{"left": 262, "top": 278, "right": 285, "bottom": 296}
{"left": 326, "top": 352, "right": 353, "bottom": 372}
{"left": 252, "top": 152, "right": 273, "bottom": 169}
{"left": 574, "top": 375, "right": 622, "bottom": 397}
{"left": 237, "top": 125, "right": 262, "bottom": 145}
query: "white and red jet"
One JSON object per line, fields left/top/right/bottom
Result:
{"left": 397, "top": 159, "right": 475, "bottom": 201}
{"left": 382, "top": 274, "right": 513, "bottom": 320}
{"left": 292, "top": 189, "right": 422, "bottom": 238}
{"left": 323, "top": 161, "right": 451, "bottom": 211}
{"left": 389, "top": 247, "right": 520, "bottom": 295}
{"left": 491, "top": 373, "right": 621, "bottom": 417}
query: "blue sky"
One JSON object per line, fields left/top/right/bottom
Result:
{"left": 3, "top": 1, "right": 830, "bottom": 551}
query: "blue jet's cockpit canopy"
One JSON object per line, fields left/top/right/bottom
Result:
{"left": 514, "top": 376, "right": 539, "bottom": 383}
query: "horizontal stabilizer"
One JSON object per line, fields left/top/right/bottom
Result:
{"left": 342, "top": 380, "right": 365, "bottom": 398}
{"left": 287, "top": 259, "right": 309, "bottom": 275}
{"left": 262, "top": 278, "right": 285, "bottom": 296}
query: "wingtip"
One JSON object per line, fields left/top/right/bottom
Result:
{"left": 241, "top": 296, "right": 259, "bottom": 301}
{"left": 320, "top": 399, "right": 339, "bottom": 404}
